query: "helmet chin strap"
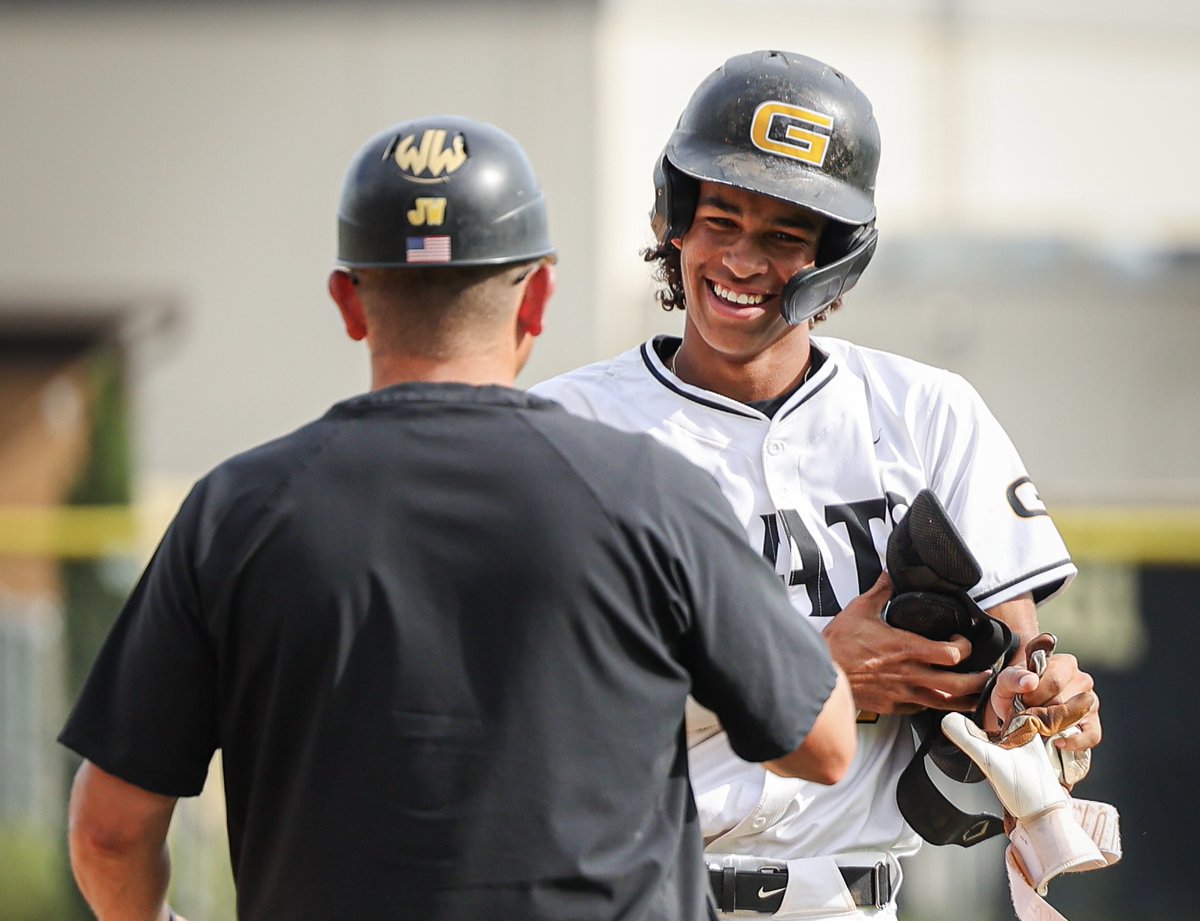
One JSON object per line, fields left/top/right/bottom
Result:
{"left": 780, "top": 226, "right": 878, "bottom": 326}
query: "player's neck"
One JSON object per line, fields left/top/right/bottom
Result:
{"left": 674, "top": 332, "right": 812, "bottom": 404}
{"left": 369, "top": 349, "right": 518, "bottom": 390}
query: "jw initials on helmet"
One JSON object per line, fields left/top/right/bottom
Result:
{"left": 337, "top": 115, "right": 556, "bottom": 269}
{"left": 651, "top": 50, "right": 881, "bottom": 325}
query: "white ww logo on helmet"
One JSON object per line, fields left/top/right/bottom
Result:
{"left": 392, "top": 129, "right": 468, "bottom": 183}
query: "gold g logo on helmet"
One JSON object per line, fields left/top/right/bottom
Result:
{"left": 749, "top": 101, "right": 834, "bottom": 168}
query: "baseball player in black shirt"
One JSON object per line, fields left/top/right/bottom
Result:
{"left": 60, "top": 115, "right": 856, "bottom": 921}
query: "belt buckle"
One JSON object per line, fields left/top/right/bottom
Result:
{"left": 870, "top": 861, "right": 890, "bottom": 910}
{"left": 753, "top": 866, "right": 786, "bottom": 913}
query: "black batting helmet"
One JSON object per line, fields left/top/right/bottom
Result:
{"left": 337, "top": 115, "right": 555, "bottom": 268}
{"left": 652, "top": 50, "right": 881, "bottom": 324}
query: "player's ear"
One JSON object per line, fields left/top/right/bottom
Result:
{"left": 516, "top": 261, "right": 555, "bottom": 338}
{"left": 670, "top": 237, "right": 683, "bottom": 249}
{"left": 328, "top": 269, "right": 367, "bottom": 341}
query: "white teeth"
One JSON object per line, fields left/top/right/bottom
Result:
{"left": 713, "top": 283, "right": 765, "bottom": 306}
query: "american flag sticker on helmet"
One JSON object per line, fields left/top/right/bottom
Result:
{"left": 406, "top": 235, "right": 452, "bottom": 263}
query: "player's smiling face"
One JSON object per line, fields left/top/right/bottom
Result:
{"left": 676, "top": 181, "right": 826, "bottom": 364}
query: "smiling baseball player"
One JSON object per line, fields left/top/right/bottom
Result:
{"left": 532, "top": 49, "right": 1103, "bottom": 919}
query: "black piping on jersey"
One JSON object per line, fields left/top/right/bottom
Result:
{"left": 640, "top": 341, "right": 758, "bottom": 419}
{"left": 639, "top": 339, "right": 839, "bottom": 421}
{"left": 776, "top": 363, "right": 838, "bottom": 422}
{"left": 973, "top": 560, "right": 1073, "bottom": 607}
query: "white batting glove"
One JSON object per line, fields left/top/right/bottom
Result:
{"left": 1007, "top": 709, "right": 1091, "bottom": 790}
{"left": 941, "top": 713, "right": 1106, "bottom": 894}
{"left": 941, "top": 713, "right": 1067, "bottom": 818}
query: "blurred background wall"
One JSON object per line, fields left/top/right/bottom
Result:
{"left": 1, "top": 1, "right": 1196, "bottom": 919}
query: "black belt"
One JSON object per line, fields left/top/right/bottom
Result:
{"left": 707, "top": 863, "right": 893, "bottom": 914}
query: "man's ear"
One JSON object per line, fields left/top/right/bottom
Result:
{"left": 516, "top": 262, "right": 556, "bottom": 338}
{"left": 328, "top": 269, "right": 367, "bottom": 341}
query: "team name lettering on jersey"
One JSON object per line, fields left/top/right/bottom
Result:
{"left": 761, "top": 494, "right": 906, "bottom": 617}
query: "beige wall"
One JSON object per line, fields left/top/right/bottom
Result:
{"left": 0, "top": 2, "right": 600, "bottom": 492}
{"left": 2, "top": 0, "right": 1198, "bottom": 508}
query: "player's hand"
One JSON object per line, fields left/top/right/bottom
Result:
{"left": 822, "top": 572, "right": 991, "bottom": 715}
{"left": 987, "top": 655, "right": 1101, "bottom": 752}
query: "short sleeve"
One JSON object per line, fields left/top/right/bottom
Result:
{"left": 58, "top": 484, "right": 220, "bottom": 797}
{"left": 647, "top": 450, "right": 838, "bottom": 764}
{"left": 922, "top": 374, "right": 1076, "bottom": 607}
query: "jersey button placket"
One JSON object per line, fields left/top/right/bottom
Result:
{"left": 763, "top": 436, "right": 791, "bottom": 501}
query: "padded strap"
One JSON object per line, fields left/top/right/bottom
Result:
{"left": 896, "top": 717, "right": 1005, "bottom": 848}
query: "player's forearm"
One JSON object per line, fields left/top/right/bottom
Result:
{"left": 984, "top": 591, "right": 1038, "bottom": 662}
{"left": 69, "top": 826, "right": 172, "bottom": 921}
{"left": 68, "top": 761, "right": 178, "bottom": 921}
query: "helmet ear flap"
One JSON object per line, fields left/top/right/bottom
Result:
{"left": 780, "top": 222, "right": 878, "bottom": 326}
{"left": 817, "top": 218, "right": 875, "bottom": 267}
{"left": 651, "top": 157, "right": 699, "bottom": 246}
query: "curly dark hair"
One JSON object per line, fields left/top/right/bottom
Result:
{"left": 642, "top": 240, "right": 687, "bottom": 312}
{"left": 641, "top": 240, "right": 842, "bottom": 327}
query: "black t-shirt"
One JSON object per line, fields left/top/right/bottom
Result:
{"left": 60, "top": 383, "right": 836, "bottom": 921}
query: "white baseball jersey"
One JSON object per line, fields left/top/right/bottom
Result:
{"left": 531, "top": 334, "right": 1076, "bottom": 863}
